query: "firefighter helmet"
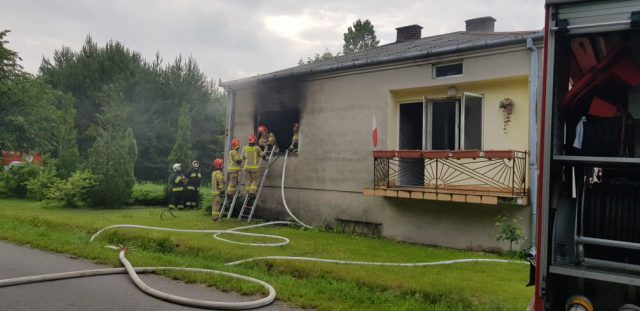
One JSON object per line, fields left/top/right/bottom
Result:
{"left": 248, "top": 135, "right": 257, "bottom": 144}
{"left": 231, "top": 138, "right": 240, "bottom": 149}
{"left": 293, "top": 122, "right": 299, "bottom": 131}
{"left": 213, "top": 158, "right": 223, "bottom": 169}
{"left": 257, "top": 125, "right": 267, "bottom": 134}
{"left": 192, "top": 160, "right": 199, "bottom": 168}
{"left": 172, "top": 163, "right": 182, "bottom": 172}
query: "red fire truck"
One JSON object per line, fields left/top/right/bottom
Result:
{"left": 536, "top": 1, "right": 640, "bottom": 310}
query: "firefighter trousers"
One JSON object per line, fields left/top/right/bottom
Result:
{"left": 168, "top": 190, "right": 184, "bottom": 209}
{"left": 227, "top": 171, "right": 240, "bottom": 196}
{"left": 245, "top": 169, "right": 260, "bottom": 195}
{"left": 185, "top": 186, "right": 200, "bottom": 208}
{"left": 212, "top": 194, "right": 222, "bottom": 220}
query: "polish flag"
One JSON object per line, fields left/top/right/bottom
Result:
{"left": 372, "top": 113, "right": 378, "bottom": 148}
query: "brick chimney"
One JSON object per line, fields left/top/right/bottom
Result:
{"left": 395, "top": 24, "right": 423, "bottom": 42}
{"left": 465, "top": 16, "right": 496, "bottom": 32}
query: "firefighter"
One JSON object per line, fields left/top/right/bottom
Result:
{"left": 226, "top": 138, "right": 243, "bottom": 198}
{"left": 184, "top": 160, "right": 202, "bottom": 209}
{"left": 211, "top": 158, "right": 225, "bottom": 221}
{"left": 288, "top": 122, "right": 299, "bottom": 152}
{"left": 168, "top": 163, "right": 186, "bottom": 209}
{"left": 257, "top": 125, "right": 278, "bottom": 153}
{"left": 244, "top": 134, "right": 265, "bottom": 203}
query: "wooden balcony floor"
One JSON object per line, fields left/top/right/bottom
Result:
{"left": 362, "top": 185, "right": 528, "bottom": 205}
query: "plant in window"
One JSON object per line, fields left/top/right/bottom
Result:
{"left": 498, "top": 98, "right": 515, "bottom": 133}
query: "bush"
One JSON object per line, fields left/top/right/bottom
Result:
{"left": 200, "top": 187, "right": 213, "bottom": 214}
{"left": 2, "top": 164, "right": 41, "bottom": 198}
{"left": 495, "top": 213, "right": 525, "bottom": 252}
{"left": 129, "top": 182, "right": 166, "bottom": 206}
{"left": 45, "top": 170, "right": 98, "bottom": 207}
{"left": 26, "top": 165, "right": 61, "bottom": 200}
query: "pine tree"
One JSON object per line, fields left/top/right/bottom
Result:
{"left": 342, "top": 19, "right": 380, "bottom": 55}
{"left": 167, "top": 103, "right": 192, "bottom": 171}
{"left": 86, "top": 84, "right": 137, "bottom": 207}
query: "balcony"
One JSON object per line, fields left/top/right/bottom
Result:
{"left": 363, "top": 150, "right": 529, "bottom": 205}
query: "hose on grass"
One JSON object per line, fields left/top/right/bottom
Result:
{"left": 0, "top": 150, "right": 527, "bottom": 310}
{"left": 0, "top": 247, "right": 276, "bottom": 310}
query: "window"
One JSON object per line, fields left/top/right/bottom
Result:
{"left": 398, "top": 92, "right": 483, "bottom": 151}
{"left": 433, "top": 62, "right": 463, "bottom": 78}
{"left": 255, "top": 108, "right": 300, "bottom": 152}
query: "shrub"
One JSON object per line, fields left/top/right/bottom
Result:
{"left": 495, "top": 213, "right": 525, "bottom": 252}
{"left": 45, "top": 170, "right": 98, "bottom": 207}
{"left": 2, "top": 164, "right": 41, "bottom": 198}
{"left": 129, "top": 182, "right": 166, "bottom": 206}
{"left": 200, "top": 187, "right": 213, "bottom": 214}
{"left": 26, "top": 165, "right": 61, "bottom": 200}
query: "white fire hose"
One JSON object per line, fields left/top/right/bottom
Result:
{"left": 0, "top": 150, "right": 526, "bottom": 310}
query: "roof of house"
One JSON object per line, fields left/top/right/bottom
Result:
{"left": 222, "top": 30, "right": 543, "bottom": 88}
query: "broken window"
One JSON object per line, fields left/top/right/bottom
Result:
{"left": 255, "top": 108, "right": 300, "bottom": 152}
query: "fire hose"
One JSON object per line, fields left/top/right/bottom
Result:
{"left": 0, "top": 150, "right": 526, "bottom": 310}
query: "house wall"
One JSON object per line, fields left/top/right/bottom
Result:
{"left": 229, "top": 45, "right": 539, "bottom": 250}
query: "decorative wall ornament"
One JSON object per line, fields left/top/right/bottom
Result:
{"left": 498, "top": 98, "right": 515, "bottom": 133}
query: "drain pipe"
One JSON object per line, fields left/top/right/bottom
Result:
{"left": 526, "top": 37, "right": 538, "bottom": 249}
{"left": 223, "top": 88, "right": 235, "bottom": 176}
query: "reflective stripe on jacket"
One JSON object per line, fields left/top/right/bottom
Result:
{"left": 228, "top": 149, "right": 243, "bottom": 172}
{"left": 211, "top": 170, "right": 224, "bottom": 194}
{"left": 259, "top": 132, "right": 277, "bottom": 147}
{"left": 243, "top": 145, "right": 263, "bottom": 170}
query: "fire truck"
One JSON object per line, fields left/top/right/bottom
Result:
{"left": 536, "top": 1, "right": 640, "bottom": 310}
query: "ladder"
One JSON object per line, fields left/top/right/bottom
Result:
{"left": 237, "top": 150, "right": 275, "bottom": 222}
{"left": 220, "top": 148, "right": 245, "bottom": 219}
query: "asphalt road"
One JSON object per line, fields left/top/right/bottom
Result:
{"left": 0, "top": 241, "right": 301, "bottom": 311}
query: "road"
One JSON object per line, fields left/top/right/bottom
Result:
{"left": 0, "top": 241, "right": 301, "bottom": 311}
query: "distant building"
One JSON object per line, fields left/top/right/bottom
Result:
{"left": 222, "top": 17, "right": 542, "bottom": 250}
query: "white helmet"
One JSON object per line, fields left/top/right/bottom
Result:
{"left": 172, "top": 163, "right": 182, "bottom": 172}
{"left": 192, "top": 160, "right": 199, "bottom": 167}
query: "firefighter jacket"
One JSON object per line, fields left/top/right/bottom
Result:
{"left": 259, "top": 132, "right": 277, "bottom": 149}
{"left": 243, "top": 145, "right": 264, "bottom": 172}
{"left": 185, "top": 168, "right": 202, "bottom": 190}
{"left": 289, "top": 132, "right": 298, "bottom": 150}
{"left": 228, "top": 148, "right": 243, "bottom": 172}
{"left": 211, "top": 170, "right": 224, "bottom": 195}
{"left": 169, "top": 172, "right": 185, "bottom": 192}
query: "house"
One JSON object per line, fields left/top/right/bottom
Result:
{"left": 221, "top": 17, "right": 543, "bottom": 250}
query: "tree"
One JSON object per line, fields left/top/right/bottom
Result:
{"left": 86, "top": 84, "right": 137, "bottom": 207}
{"left": 167, "top": 103, "right": 192, "bottom": 170}
{"left": 0, "top": 29, "right": 22, "bottom": 83}
{"left": 298, "top": 49, "right": 340, "bottom": 65}
{"left": 342, "top": 19, "right": 380, "bottom": 55}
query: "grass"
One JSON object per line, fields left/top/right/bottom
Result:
{"left": 0, "top": 199, "right": 532, "bottom": 310}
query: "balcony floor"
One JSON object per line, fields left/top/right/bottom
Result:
{"left": 362, "top": 185, "right": 528, "bottom": 206}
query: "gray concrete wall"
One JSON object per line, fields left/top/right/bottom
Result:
{"left": 229, "top": 45, "right": 538, "bottom": 251}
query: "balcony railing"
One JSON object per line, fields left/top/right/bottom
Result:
{"left": 373, "top": 150, "right": 528, "bottom": 197}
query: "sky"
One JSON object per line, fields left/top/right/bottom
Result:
{"left": 1, "top": 0, "right": 545, "bottom": 83}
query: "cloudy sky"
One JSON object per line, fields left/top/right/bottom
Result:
{"left": 1, "top": 0, "right": 545, "bottom": 82}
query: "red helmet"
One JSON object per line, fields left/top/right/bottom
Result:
{"left": 257, "top": 125, "right": 267, "bottom": 134}
{"left": 213, "top": 158, "right": 223, "bottom": 169}
{"left": 248, "top": 135, "right": 257, "bottom": 144}
{"left": 231, "top": 139, "right": 240, "bottom": 149}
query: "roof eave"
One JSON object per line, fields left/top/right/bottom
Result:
{"left": 221, "top": 33, "right": 543, "bottom": 89}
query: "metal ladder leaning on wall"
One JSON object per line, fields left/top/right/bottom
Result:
{"left": 219, "top": 148, "right": 245, "bottom": 219}
{"left": 237, "top": 150, "right": 275, "bottom": 222}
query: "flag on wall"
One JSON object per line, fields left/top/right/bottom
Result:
{"left": 372, "top": 113, "right": 378, "bottom": 148}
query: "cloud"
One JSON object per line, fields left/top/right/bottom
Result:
{"left": 1, "top": 0, "right": 545, "bottom": 81}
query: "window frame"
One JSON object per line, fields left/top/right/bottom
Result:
{"left": 432, "top": 61, "right": 464, "bottom": 79}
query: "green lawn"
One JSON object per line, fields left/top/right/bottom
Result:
{"left": 0, "top": 199, "right": 532, "bottom": 310}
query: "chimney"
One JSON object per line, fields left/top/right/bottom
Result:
{"left": 395, "top": 24, "right": 423, "bottom": 42}
{"left": 465, "top": 16, "right": 496, "bottom": 32}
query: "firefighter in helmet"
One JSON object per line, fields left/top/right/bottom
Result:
{"left": 288, "top": 122, "right": 299, "bottom": 152}
{"left": 184, "top": 160, "right": 202, "bottom": 209}
{"left": 211, "top": 158, "right": 225, "bottom": 221}
{"left": 244, "top": 134, "right": 265, "bottom": 202}
{"left": 257, "top": 125, "right": 278, "bottom": 153}
{"left": 168, "top": 163, "right": 186, "bottom": 209}
{"left": 226, "top": 138, "right": 243, "bottom": 198}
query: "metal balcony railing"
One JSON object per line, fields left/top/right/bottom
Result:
{"left": 373, "top": 150, "right": 528, "bottom": 196}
